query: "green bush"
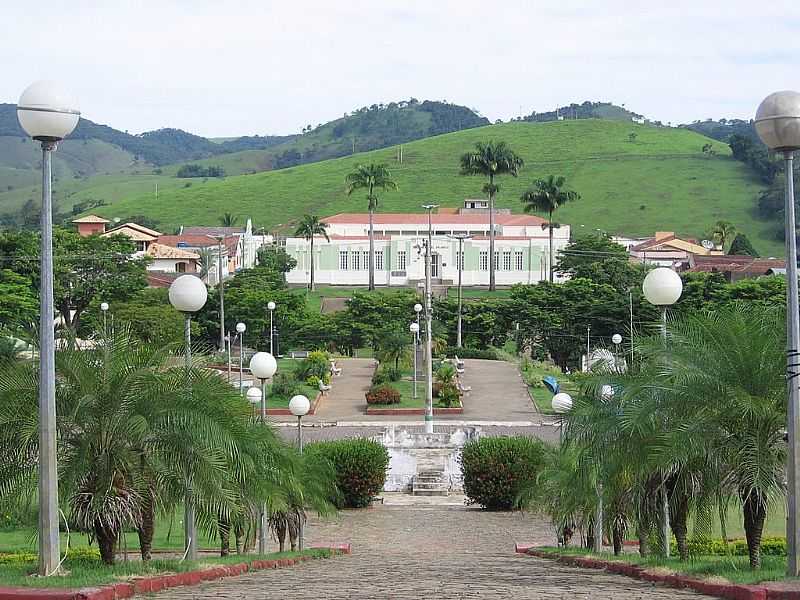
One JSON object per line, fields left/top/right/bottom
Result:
{"left": 304, "top": 438, "right": 389, "bottom": 508}
{"left": 365, "top": 384, "right": 400, "bottom": 405}
{"left": 438, "top": 383, "right": 460, "bottom": 407}
{"left": 670, "top": 537, "right": 786, "bottom": 557}
{"left": 460, "top": 436, "right": 548, "bottom": 509}
{"left": 295, "top": 350, "right": 330, "bottom": 382}
{"left": 371, "top": 365, "right": 401, "bottom": 385}
{"left": 437, "top": 346, "right": 498, "bottom": 360}
{"left": 272, "top": 372, "right": 301, "bottom": 397}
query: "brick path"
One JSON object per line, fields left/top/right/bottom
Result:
{"left": 153, "top": 506, "right": 706, "bottom": 599}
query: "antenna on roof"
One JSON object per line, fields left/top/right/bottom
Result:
{"left": 701, "top": 240, "right": 715, "bottom": 250}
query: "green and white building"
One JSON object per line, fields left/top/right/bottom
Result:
{"left": 285, "top": 203, "right": 570, "bottom": 287}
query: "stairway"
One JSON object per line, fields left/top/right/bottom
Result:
{"left": 412, "top": 470, "right": 450, "bottom": 496}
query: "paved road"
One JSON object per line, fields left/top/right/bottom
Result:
{"left": 153, "top": 506, "right": 706, "bottom": 599}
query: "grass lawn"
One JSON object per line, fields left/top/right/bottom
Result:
{"left": 0, "top": 548, "right": 333, "bottom": 588}
{"left": 519, "top": 360, "right": 578, "bottom": 415}
{"left": 537, "top": 546, "right": 785, "bottom": 585}
{"left": 265, "top": 383, "right": 319, "bottom": 409}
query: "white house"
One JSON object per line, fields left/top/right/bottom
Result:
{"left": 145, "top": 242, "right": 199, "bottom": 273}
{"left": 285, "top": 203, "right": 570, "bottom": 287}
{"left": 181, "top": 219, "right": 271, "bottom": 272}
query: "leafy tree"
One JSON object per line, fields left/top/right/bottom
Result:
{"left": 710, "top": 220, "right": 737, "bottom": 252}
{"left": 345, "top": 164, "right": 397, "bottom": 290}
{"left": 0, "top": 269, "right": 37, "bottom": 331}
{"left": 459, "top": 141, "right": 524, "bottom": 290}
{"left": 257, "top": 246, "right": 297, "bottom": 282}
{"left": 520, "top": 175, "right": 580, "bottom": 282}
{"left": 294, "top": 215, "right": 330, "bottom": 291}
{"left": 628, "top": 132, "right": 637, "bottom": 143}
{"left": 728, "top": 233, "right": 759, "bottom": 256}
{"left": 557, "top": 234, "right": 643, "bottom": 292}
{"left": 373, "top": 325, "right": 410, "bottom": 371}
{"left": 176, "top": 164, "right": 226, "bottom": 178}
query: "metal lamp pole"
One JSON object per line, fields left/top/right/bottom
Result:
{"left": 289, "top": 394, "right": 310, "bottom": 551}
{"left": 447, "top": 234, "right": 472, "bottom": 348}
{"left": 755, "top": 91, "right": 800, "bottom": 575}
{"left": 410, "top": 322, "right": 420, "bottom": 399}
{"left": 250, "top": 352, "right": 277, "bottom": 555}
{"left": 268, "top": 301, "right": 276, "bottom": 355}
{"left": 215, "top": 235, "right": 226, "bottom": 352}
{"left": 236, "top": 322, "right": 246, "bottom": 395}
{"left": 422, "top": 204, "right": 438, "bottom": 434}
{"left": 17, "top": 81, "right": 80, "bottom": 576}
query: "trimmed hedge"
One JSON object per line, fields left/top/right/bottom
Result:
{"left": 365, "top": 384, "right": 400, "bottom": 405}
{"left": 671, "top": 537, "right": 786, "bottom": 557}
{"left": 304, "top": 438, "right": 389, "bottom": 508}
{"left": 460, "top": 436, "right": 548, "bottom": 510}
{"left": 437, "top": 346, "right": 498, "bottom": 360}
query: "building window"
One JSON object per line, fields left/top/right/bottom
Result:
{"left": 456, "top": 251, "right": 464, "bottom": 271}
{"left": 362, "top": 250, "right": 370, "bottom": 270}
{"left": 479, "top": 251, "right": 488, "bottom": 271}
{"left": 376, "top": 250, "right": 384, "bottom": 270}
{"left": 339, "top": 250, "right": 348, "bottom": 270}
{"left": 493, "top": 251, "right": 500, "bottom": 270}
{"left": 352, "top": 250, "right": 361, "bottom": 271}
{"left": 503, "top": 251, "right": 512, "bottom": 271}
{"left": 515, "top": 250, "right": 524, "bottom": 271}
{"left": 397, "top": 250, "right": 407, "bottom": 271}
{"left": 176, "top": 262, "right": 186, "bottom": 273}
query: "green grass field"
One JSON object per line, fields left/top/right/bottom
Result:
{"left": 55, "top": 119, "right": 779, "bottom": 256}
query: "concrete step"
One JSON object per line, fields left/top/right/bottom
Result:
{"left": 412, "top": 489, "right": 449, "bottom": 496}
{"left": 413, "top": 482, "right": 448, "bottom": 490}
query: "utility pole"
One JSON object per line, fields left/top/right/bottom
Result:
{"left": 586, "top": 325, "right": 591, "bottom": 372}
{"left": 215, "top": 235, "right": 226, "bottom": 352}
{"left": 422, "top": 204, "right": 439, "bottom": 434}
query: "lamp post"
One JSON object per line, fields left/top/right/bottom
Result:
{"left": 447, "top": 234, "right": 472, "bottom": 347}
{"left": 551, "top": 392, "right": 572, "bottom": 443}
{"left": 236, "top": 322, "right": 246, "bottom": 394}
{"left": 214, "top": 235, "right": 226, "bottom": 352}
{"left": 249, "top": 351, "right": 277, "bottom": 555}
{"left": 268, "top": 301, "right": 276, "bottom": 355}
{"left": 642, "top": 266, "right": 683, "bottom": 559}
{"left": 246, "top": 386, "right": 262, "bottom": 408}
{"left": 755, "top": 90, "right": 800, "bottom": 576}
{"left": 168, "top": 274, "right": 208, "bottom": 562}
{"left": 410, "top": 322, "right": 420, "bottom": 398}
{"left": 17, "top": 81, "right": 80, "bottom": 576}
{"left": 611, "top": 333, "right": 622, "bottom": 373}
{"left": 421, "top": 205, "right": 438, "bottom": 434}
{"left": 100, "top": 302, "right": 109, "bottom": 336}
{"left": 289, "top": 394, "right": 310, "bottom": 550}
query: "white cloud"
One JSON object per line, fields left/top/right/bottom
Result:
{"left": 0, "top": 0, "right": 797, "bottom": 136}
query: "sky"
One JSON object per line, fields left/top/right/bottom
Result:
{"left": 1, "top": 0, "right": 799, "bottom": 138}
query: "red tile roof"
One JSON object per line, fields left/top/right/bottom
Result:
{"left": 156, "top": 234, "right": 219, "bottom": 248}
{"left": 322, "top": 213, "right": 548, "bottom": 226}
{"left": 147, "top": 271, "right": 182, "bottom": 288}
{"left": 688, "top": 255, "right": 785, "bottom": 274}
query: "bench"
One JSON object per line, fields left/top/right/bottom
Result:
{"left": 329, "top": 359, "right": 342, "bottom": 377}
{"left": 319, "top": 379, "right": 332, "bottom": 394}
{"left": 457, "top": 380, "right": 471, "bottom": 394}
{"left": 289, "top": 350, "right": 309, "bottom": 359}
{"left": 453, "top": 355, "right": 465, "bottom": 369}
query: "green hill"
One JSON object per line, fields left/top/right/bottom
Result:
{"left": 91, "top": 119, "right": 777, "bottom": 255}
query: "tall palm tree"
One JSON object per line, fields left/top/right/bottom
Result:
{"left": 459, "top": 141, "right": 524, "bottom": 291}
{"left": 710, "top": 220, "right": 737, "bottom": 253}
{"left": 345, "top": 164, "right": 398, "bottom": 290}
{"left": 520, "top": 175, "right": 580, "bottom": 282}
{"left": 294, "top": 215, "right": 330, "bottom": 291}
{"left": 198, "top": 248, "right": 214, "bottom": 281}
{"left": 220, "top": 213, "right": 239, "bottom": 228}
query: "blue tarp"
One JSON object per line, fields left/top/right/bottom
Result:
{"left": 542, "top": 375, "right": 559, "bottom": 395}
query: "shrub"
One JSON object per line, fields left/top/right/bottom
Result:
{"left": 304, "top": 438, "right": 389, "bottom": 508}
{"left": 669, "top": 537, "right": 786, "bottom": 557}
{"left": 365, "top": 384, "right": 400, "bottom": 405}
{"left": 372, "top": 365, "right": 401, "bottom": 385}
{"left": 272, "top": 372, "right": 300, "bottom": 397}
{"left": 438, "top": 383, "right": 460, "bottom": 407}
{"left": 460, "top": 436, "right": 548, "bottom": 510}
{"left": 295, "top": 350, "right": 330, "bottom": 382}
{"left": 437, "top": 346, "right": 498, "bottom": 360}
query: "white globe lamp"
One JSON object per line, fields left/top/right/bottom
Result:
{"left": 249, "top": 352, "right": 277, "bottom": 380}
{"left": 289, "top": 394, "right": 310, "bottom": 417}
{"left": 755, "top": 91, "right": 800, "bottom": 152}
{"left": 600, "top": 384, "right": 615, "bottom": 400}
{"left": 267, "top": 301, "right": 276, "bottom": 311}
{"left": 236, "top": 322, "right": 246, "bottom": 334}
{"left": 17, "top": 81, "right": 80, "bottom": 141}
{"left": 410, "top": 322, "right": 419, "bottom": 334}
{"left": 100, "top": 302, "right": 109, "bottom": 312}
{"left": 611, "top": 333, "right": 622, "bottom": 345}
{"left": 551, "top": 392, "right": 573, "bottom": 414}
{"left": 168, "top": 275, "right": 208, "bottom": 313}
{"left": 246, "top": 386, "right": 262, "bottom": 404}
{"left": 414, "top": 303, "right": 423, "bottom": 314}
{"left": 642, "top": 268, "right": 682, "bottom": 307}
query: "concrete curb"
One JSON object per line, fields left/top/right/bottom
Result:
{"left": 365, "top": 406, "right": 464, "bottom": 416}
{"left": 521, "top": 546, "right": 795, "bottom": 600}
{"left": 0, "top": 545, "right": 351, "bottom": 600}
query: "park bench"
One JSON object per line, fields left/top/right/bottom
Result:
{"left": 330, "top": 359, "right": 342, "bottom": 377}
{"left": 318, "top": 379, "right": 332, "bottom": 394}
{"left": 457, "top": 379, "right": 471, "bottom": 394}
{"left": 289, "top": 350, "right": 309, "bottom": 359}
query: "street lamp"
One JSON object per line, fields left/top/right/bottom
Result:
{"left": 236, "top": 322, "right": 246, "bottom": 394}
{"left": 410, "top": 322, "right": 420, "bottom": 398}
{"left": 17, "top": 81, "right": 80, "bottom": 576}
{"left": 447, "top": 234, "right": 473, "bottom": 347}
{"left": 289, "top": 394, "right": 310, "bottom": 551}
{"left": 421, "top": 205, "right": 438, "bottom": 434}
{"left": 246, "top": 386, "right": 262, "bottom": 406}
{"left": 249, "top": 350, "right": 277, "bottom": 555}
{"left": 642, "top": 266, "right": 682, "bottom": 559}
{"left": 611, "top": 333, "right": 622, "bottom": 373}
{"left": 267, "top": 301, "right": 276, "bottom": 355}
{"left": 755, "top": 90, "right": 800, "bottom": 577}
{"left": 168, "top": 274, "right": 208, "bottom": 562}
{"left": 100, "top": 302, "right": 109, "bottom": 335}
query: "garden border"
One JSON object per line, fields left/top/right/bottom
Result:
{"left": 517, "top": 545, "right": 799, "bottom": 600}
{"left": 0, "top": 545, "right": 350, "bottom": 600}
{"left": 365, "top": 402, "right": 463, "bottom": 416}
{"left": 266, "top": 391, "right": 324, "bottom": 416}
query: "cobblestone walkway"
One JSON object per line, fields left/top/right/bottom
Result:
{"left": 152, "top": 506, "right": 706, "bottom": 599}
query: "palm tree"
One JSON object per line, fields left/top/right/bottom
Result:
{"left": 459, "top": 141, "right": 524, "bottom": 291}
{"left": 198, "top": 248, "right": 214, "bottom": 280}
{"left": 710, "top": 220, "right": 737, "bottom": 253}
{"left": 520, "top": 175, "right": 580, "bottom": 282}
{"left": 294, "top": 215, "right": 330, "bottom": 291}
{"left": 0, "top": 328, "right": 275, "bottom": 565}
{"left": 345, "top": 164, "right": 398, "bottom": 290}
{"left": 220, "top": 213, "right": 239, "bottom": 227}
